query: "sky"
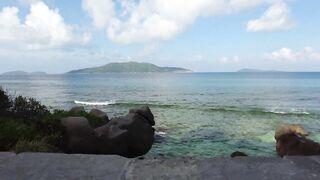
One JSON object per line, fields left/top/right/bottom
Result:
{"left": 0, "top": 0, "right": 319, "bottom": 73}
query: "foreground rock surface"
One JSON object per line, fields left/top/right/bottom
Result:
{"left": 62, "top": 106, "right": 155, "bottom": 158}
{"left": 1, "top": 152, "right": 320, "bottom": 180}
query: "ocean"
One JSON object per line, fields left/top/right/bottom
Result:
{"left": 1, "top": 72, "right": 320, "bottom": 157}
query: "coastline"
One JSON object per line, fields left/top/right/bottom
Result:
{"left": 1, "top": 72, "right": 320, "bottom": 157}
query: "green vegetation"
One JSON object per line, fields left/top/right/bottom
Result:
{"left": 68, "top": 61, "right": 191, "bottom": 73}
{"left": 14, "top": 139, "right": 52, "bottom": 153}
{"left": 0, "top": 88, "right": 11, "bottom": 115}
{"left": 0, "top": 87, "right": 105, "bottom": 153}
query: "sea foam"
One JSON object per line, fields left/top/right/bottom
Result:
{"left": 74, "top": 100, "right": 116, "bottom": 106}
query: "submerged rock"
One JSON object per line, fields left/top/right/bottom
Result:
{"left": 231, "top": 151, "right": 248, "bottom": 158}
{"left": 70, "top": 106, "right": 85, "bottom": 113}
{"left": 89, "top": 108, "right": 109, "bottom": 122}
{"left": 275, "top": 124, "right": 320, "bottom": 157}
{"left": 154, "top": 127, "right": 168, "bottom": 143}
{"left": 154, "top": 133, "right": 165, "bottom": 143}
{"left": 61, "top": 106, "right": 155, "bottom": 158}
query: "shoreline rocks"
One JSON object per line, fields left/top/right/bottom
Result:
{"left": 62, "top": 106, "right": 155, "bottom": 158}
{"left": 69, "top": 106, "right": 85, "bottom": 113}
{"left": 89, "top": 108, "right": 109, "bottom": 122}
{"left": 231, "top": 151, "right": 248, "bottom": 158}
{"left": 275, "top": 124, "right": 308, "bottom": 140}
{"left": 61, "top": 117, "right": 100, "bottom": 154}
{"left": 275, "top": 124, "right": 320, "bottom": 157}
{"left": 63, "top": 107, "right": 320, "bottom": 158}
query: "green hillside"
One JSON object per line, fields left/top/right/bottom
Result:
{"left": 68, "top": 62, "right": 191, "bottom": 73}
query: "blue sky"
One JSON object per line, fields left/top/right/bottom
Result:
{"left": 0, "top": 0, "right": 319, "bottom": 73}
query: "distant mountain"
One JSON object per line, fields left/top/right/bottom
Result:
{"left": 1, "top": 71, "right": 47, "bottom": 76}
{"left": 237, "top": 68, "right": 283, "bottom": 73}
{"left": 68, "top": 62, "right": 192, "bottom": 74}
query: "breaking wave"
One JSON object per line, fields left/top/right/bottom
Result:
{"left": 74, "top": 100, "right": 116, "bottom": 106}
{"left": 207, "top": 106, "right": 312, "bottom": 116}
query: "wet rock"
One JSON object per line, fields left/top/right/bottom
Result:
{"left": 276, "top": 134, "right": 320, "bottom": 157}
{"left": 275, "top": 124, "right": 320, "bottom": 157}
{"left": 275, "top": 124, "right": 308, "bottom": 140}
{"left": 62, "top": 106, "right": 155, "bottom": 158}
{"left": 69, "top": 106, "right": 85, "bottom": 113}
{"left": 231, "top": 151, "right": 248, "bottom": 158}
{"left": 95, "top": 106, "right": 155, "bottom": 158}
{"left": 89, "top": 108, "right": 109, "bottom": 122}
{"left": 129, "top": 106, "right": 155, "bottom": 126}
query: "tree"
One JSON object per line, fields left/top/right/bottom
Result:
{"left": 12, "top": 96, "right": 49, "bottom": 123}
{"left": 0, "top": 88, "right": 12, "bottom": 116}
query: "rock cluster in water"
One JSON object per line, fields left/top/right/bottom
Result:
{"left": 275, "top": 124, "right": 320, "bottom": 157}
{"left": 64, "top": 105, "right": 320, "bottom": 159}
{"left": 62, "top": 106, "right": 155, "bottom": 158}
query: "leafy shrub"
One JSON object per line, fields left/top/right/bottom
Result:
{"left": 12, "top": 96, "right": 49, "bottom": 123}
{"left": 0, "top": 87, "right": 106, "bottom": 153}
{"left": 30, "top": 109, "right": 105, "bottom": 151}
{"left": 0, "top": 88, "right": 12, "bottom": 115}
{"left": 14, "top": 139, "right": 52, "bottom": 153}
{"left": 40, "top": 133, "right": 64, "bottom": 152}
{"left": 48, "top": 109, "right": 105, "bottom": 128}
{"left": 0, "top": 117, "right": 35, "bottom": 151}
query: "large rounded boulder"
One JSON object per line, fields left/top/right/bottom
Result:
{"left": 275, "top": 124, "right": 320, "bottom": 157}
{"left": 89, "top": 108, "right": 109, "bottom": 122}
{"left": 61, "top": 117, "right": 100, "bottom": 154}
{"left": 61, "top": 106, "right": 155, "bottom": 158}
{"left": 95, "top": 106, "right": 155, "bottom": 158}
{"left": 275, "top": 124, "right": 308, "bottom": 140}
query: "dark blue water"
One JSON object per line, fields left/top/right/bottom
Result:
{"left": 1, "top": 72, "right": 320, "bottom": 157}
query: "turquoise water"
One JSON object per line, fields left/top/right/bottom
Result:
{"left": 1, "top": 72, "right": 320, "bottom": 157}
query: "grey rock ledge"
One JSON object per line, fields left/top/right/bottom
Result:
{"left": 1, "top": 152, "right": 320, "bottom": 180}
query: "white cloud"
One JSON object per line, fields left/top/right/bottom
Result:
{"left": 265, "top": 47, "right": 320, "bottom": 62}
{"left": 82, "top": 0, "right": 285, "bottom": 44}
{"left": 0, "top": 2, "right": 90, "bottom": 49}
{"left": 247, "top": 2, "right": 294, "bottom": 32}
{"left": 19, "top": 0, "right": 41, "bottom": 5}
{"left": 230, "top": 0, "right": 270, "bottom": 10}
{"left": 82, "top": 0, "right": 115, "bottom": 29}
{"left": 219, "top": 55, "right": 240, "bottom": 64}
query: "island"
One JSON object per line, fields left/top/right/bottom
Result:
{"left": 237, "top": 68, "right": 283, "bottom": 73}
{"left": 1, "top": 71, "right": 47, "bottom": 76}
{"left": 68, "top": 62, "right": 192, "bottom": 74}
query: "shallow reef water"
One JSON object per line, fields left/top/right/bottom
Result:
{"left": 1, "top": 72, "right": 320, "bottom": 157}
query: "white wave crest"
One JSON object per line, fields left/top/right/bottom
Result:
{"left": 266, "top": 108, "right": 310, "bottom": 115}
{"left": 74, "top": 100, "right": 116, "bottom": 106}
{"left": 156, "top": 131, "right": 167, "bottom": 135}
